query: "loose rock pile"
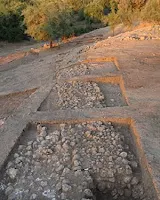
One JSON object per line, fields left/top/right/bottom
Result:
{"left": 56, "top": 64, "right": 107, "bottom": 110}
{"left": 94, "top": 25, "right": 160, "bottom": 49}
{"left": 57, "top": 64, "right": 89, "bottom": 80}
{"left": 0, "top": 121, "right": 152, "bottom": 200}
{"left": 122, "top": 35, "right": 153, "bottom": 41}
{"left": 57, "top": 81, "right": 106, "bottom": 110}
{"left": 121, "top": 25, "right": 160, "bottom": 41}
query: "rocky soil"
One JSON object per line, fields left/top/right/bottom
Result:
{"left": 0, "top": 121, "right": 154, "bottom": 200}
{"left": 56, "top": 81, "right": 106, "bottom": 110}
{"left": 94, "top": 25, "right": 160, "bottom": 49}
{"left": 57, "top": 63, "right": 89, "bottom": 80}
{"left": 53, "top": 63, "right": 106, "bottom": 110}
{"left": 119, "top": 25, "right": 160, "bottom": 41}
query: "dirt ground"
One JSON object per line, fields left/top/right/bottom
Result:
{"left": 0, "top": 24, "right": 160, "bottom": 200}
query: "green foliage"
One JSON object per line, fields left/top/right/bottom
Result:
{"left": 105, "top": 1, "right": 120, "bottom": 33}
{"left": 106, "top": 0, "right": 144, "bottom": 27}
{"left": 141, "top": 0, "right": 160, "bottom": 24}
{"left": 45, "top": 8, "right": 74, "bottom": 40}
{"left": 0, "top": 12, "right": 25, "bottom": 42}
{"left": 0, "top": 0, "right": 160, "bottom": 43}
{"left": 77, "top": 9, "right": 86, "bottom": 21}
{"left": 117, "top": 6, "right": 134, "bottom": 26}
{"left": 0, "top": 0, "right": 31, "bottom": 42}
{"left": 116, "top": 0, "right": 147, "bottom": 10}
{"left": 23, "top": 2, "right": 49, "bottom": 41}
{"left": 84, "top": 0, "right": 105, "bottom": 21}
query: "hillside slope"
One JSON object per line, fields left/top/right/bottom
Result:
{"left": 0, "top": 24, "right": 160, "bottom": 200}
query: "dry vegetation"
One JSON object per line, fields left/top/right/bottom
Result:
{"left": 0, "top": 0, "right": 160, "bottom": 44}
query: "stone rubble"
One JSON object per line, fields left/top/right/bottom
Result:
{"left": 120, "top": 25, "right": 160, "bottom": 41}
{"left": 0, "top": 121, "right": 153, "bottom": 200}
{"left": 94, "top": 25, "right": 160, "bottom": 49}
{"left": 57, "top": 63, "right": 89, "bottom": 80}
{"left": 56, "top": 81, "right": 106, "bottom": 110}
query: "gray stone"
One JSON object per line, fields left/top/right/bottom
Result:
{"left": 56, "top": 182, "right": 62, "bottom": 191}
{"left": 62, "top": 167, "right": 70, "bottom": 175}
{"left": 15, "top": 156, "right": 23, "bottom": 164}
{"left": 5, "top": 186, "right": 13, "bottom": 195}
{"left": 62, "top": 184, "right": 72, "bottom": 192}
{"left": 14, "top": 153, "right": 19, "bottom": 158}
{"left": 131, "top": 177, "right": 139, "bottom": 185}
{"left": 123, "top": 176, "right": 132, "bottom": 184}
{"left": 55, "top": 144, "right": 62, "bottom": 151}
{"left": 132, "top": 184, "right": 144, "bottom": 198}
{"left": 7, "top": 168, "right": 18, "bottom": 179}
{"left": 84, "top": 188, "right": 93, "bottom": 198}
{"left": 61, "top": 192, "right": 66, "bottom": 199}
{"left": 73, "top": 154, "right": 80, "bottom": 160}
{"left": 40, "top": 129, "right": 47, "bottom": 137}
{"left": 75, "top": 170, "right": 83, "bottom": 176}
{"left": 120, "top": 152, "right": 127, "bottom": 158}
{"left": 18, "top": 145, "right": 24, "bottom": 151}
{"left": 56, "top": 164, "right": 64, "bottom": 172}
{"left": 100, "top": 170, "right": 106, "bottom": 178}
{"left": 62, "top": 142, "right": 70, "bottom": 150}
{"left": 7, "top": 162, "right": 13, "bottom": 169}
{"left": 99, "top": 147, "right": 105, "bottom": 153}
{"left": 40, "top": 181, "right": 48, "bottom": 187}
{"left": 125, "top": 165, "right": 132, "bottom": 175}
{"left": 109, "top": 156, "right": 113, "bottom": 161}
{"left": 25, "top": 151, "right": 32, "bottom": 156}
{"left": 26, "top": 145, "right": 32, "bottom": 151}
{"left": 74, "top": 160, "right": 81, "bottom": 167}
{"left": 97, "top": 181, "right": 106, "bottom": 191}
{"left": 130, "top": 161, "right": 138, "bottom": 169}
{"left": 124, "top": 189, "right": 131, "bottom": 197}
{"left": 30, "top": 194, "right": 37, "bottom": 200}
{"left": 109, "top": 177, "right": 115, "bottom": 183}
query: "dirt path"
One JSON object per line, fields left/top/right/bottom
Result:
{"left": 0, "top": 25, "right": 160, "bottom": 200}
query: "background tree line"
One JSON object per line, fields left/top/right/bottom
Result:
{"left": 0, "top": 0, "right": 160, "bottom": 43}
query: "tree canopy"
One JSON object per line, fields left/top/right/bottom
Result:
{"left": 0, "top": 0, "right": 159, "bottom": 43}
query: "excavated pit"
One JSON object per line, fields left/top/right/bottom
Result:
{"left": 39, "top": 78, "right": 127, "bottom": 111}
{"left": 86, "top": 62, "right": 118, "bottom": 75}
{"left": 97, "top": 82, "right": 127, "bottom": 107}
{"left": 0, "top": 120, "right": 158, "bottom": 200}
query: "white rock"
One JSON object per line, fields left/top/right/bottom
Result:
{"left": 8, "top": 168, "right": 18, "bottom": 179}
{"left": 30, "top": 194, "right": 37, "bottom": 200}
{"left": 120, "top": 152, "right": 128, "bottom": 158}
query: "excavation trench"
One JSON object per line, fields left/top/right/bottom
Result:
{"left": 39, "top": 76, "right": 128, "bottom": 111}
{"left": 0, "top": 120, "right": 158, "bottom": 200}
{"left": 86, "top": 62, "right": 118, "bottom": 75}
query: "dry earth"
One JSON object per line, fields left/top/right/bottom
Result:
{"left": 0, "top": 24, "right": 160, "bottom": 200}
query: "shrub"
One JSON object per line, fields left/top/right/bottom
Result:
{"left": 23, "top": 2, "right": 49, "bottom": 41}
{"left": 45, "top": 9, "right": 74, "bottom": 40}
{"left": 78, "top": 9, "right": 86, "bottom": 21}
{"left": 141, "top": 0, "right": 160, "bottom": 24}
{"left": 0, "top": 12, "right": 25, "bottom": 42}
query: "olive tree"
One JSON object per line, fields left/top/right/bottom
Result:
{"left": 23, "top": 0, "right": 74, "bottom": 47}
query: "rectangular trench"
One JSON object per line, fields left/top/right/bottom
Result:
{"left": 98, "top": 82, "right": 127, "bottom": 107}
{"left": 87, "top": 62, "right": 118, "bottom": 75}
{"left": 0, "top": 119, "right": 158, "bottom": 200}
{"left": 67, "top": 75, "right": 129, "bottom": 107}
{"left": 38, "top": 76, "right": 128, "bottom": 111}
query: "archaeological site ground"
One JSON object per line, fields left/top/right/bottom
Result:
{"left": 0, "top": 25, "right": 160, "bottom": 200}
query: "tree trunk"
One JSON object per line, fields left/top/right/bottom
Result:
{"left": 49, "top": 41, "right": 53, "bottom": 48}
{"left": 113, "top": 27, "right": 115, "bottom": 36}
